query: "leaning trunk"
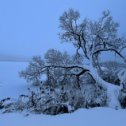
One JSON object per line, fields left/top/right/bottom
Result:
{"left": 89, "top": 64, "right": 121, "bottom": 109}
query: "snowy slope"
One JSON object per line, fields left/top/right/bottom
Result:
{"left": 0, "top": 61, "right": 126, "bottom": 126}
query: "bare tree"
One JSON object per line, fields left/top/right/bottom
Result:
{"left": 20, "top": 56, "right": 45, "bottom": 86}
{"left": 59, "top": 9, "right": 126, "bottom": 108}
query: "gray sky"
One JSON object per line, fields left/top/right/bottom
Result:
{"left": 0, "top": 0, "right": 126, "bottom": 61}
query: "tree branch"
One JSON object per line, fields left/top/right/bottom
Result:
{"left": 93, "top": 48, "right": 126, "bottom": 62}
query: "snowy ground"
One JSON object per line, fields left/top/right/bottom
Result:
{"left": 0, "top": 108, "right": 126, "bottom": 126}
{"left": 0, "top": 61, "right": 126, "bottom": 126}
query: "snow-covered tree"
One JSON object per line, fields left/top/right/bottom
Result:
{"left": 20, "top": 9, "right": 126, "bottom": 109}
{"left": 59, "top": 9, "right": 126, "bottom": 108}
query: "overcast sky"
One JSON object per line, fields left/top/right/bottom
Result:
{"left": 0, "top": 0, "right": 126, "bottom": 61}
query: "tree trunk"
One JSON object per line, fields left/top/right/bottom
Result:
{"left": 89, "top": 64, "right": 121, "bottom": 109}
{"left": 106, "top": 85, "right": 121, "bottom": 109}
